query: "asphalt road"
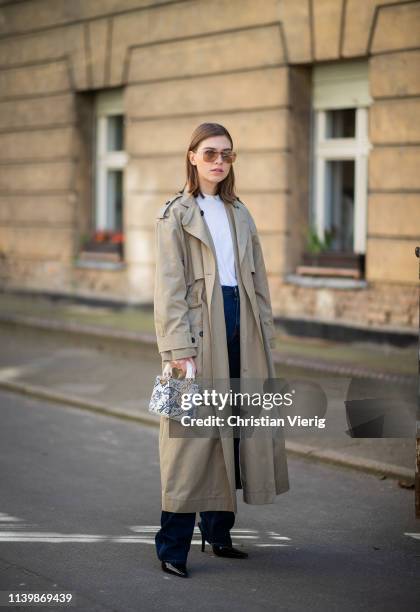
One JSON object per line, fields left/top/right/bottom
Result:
{"left": 0, "top": 389, "right": 419, "bottom": 612}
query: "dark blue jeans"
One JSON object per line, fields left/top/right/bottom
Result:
{"left": 155, "top": 284, "right": 241, "bottom": 564}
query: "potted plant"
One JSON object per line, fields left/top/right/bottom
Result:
{"left": 298, "top": 226, "right": 364, "bottom": 277}
{"left": 79, "top": 230, "right": 124, "bottom": 262}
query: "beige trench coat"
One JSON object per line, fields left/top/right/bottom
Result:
{"left": 154, "top": 189, "right": 290, "bottom": 513}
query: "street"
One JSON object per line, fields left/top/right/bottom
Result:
{"left": 0, "top": 388, "right": 418, "bottom": 612}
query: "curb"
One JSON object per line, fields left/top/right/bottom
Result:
{"left": 0, "top": 377, "right": 414, "bottom": 482}
{"left": 0, "top": 312, "right": 416, "bottom": 385}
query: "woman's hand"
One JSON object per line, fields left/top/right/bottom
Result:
{"left": 169, "top": 356, "right": 197, "bottom": 378}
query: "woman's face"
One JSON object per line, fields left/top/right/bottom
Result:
{"left": 188, "top": 135, "right": 233, "bottom": 188}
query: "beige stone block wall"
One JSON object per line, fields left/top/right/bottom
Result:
{"left": 109, "top": 0, "right": 279, "bottom": 84}
{"left": 366, "top": 239, "right": 419, "bottom": 284}
{"left": 0, "top": 60, "right": 70, "bottom": 97}
{"left": 125, "top": 192, "right": 163, "bottom": 231}
{"left": 0, "top": 94, "right": 75, "bottom": 130}
{"left": 0, "top": 0, "right": 287, "bottom": 301}
{"left": 278, "top": 0, "right": 407, "bottom": 62}
{"left": 0, "top": 0, "right": 176, "bottom": 36}
{"left": 127, "top": 263, "right": 155, "bottom": 303}
{"left": 125, "top": 67, "right": 288, "bottom": 118}
{"left": 370, "top": 99, "right": 420, "bottom": 143}
{"left": 371, "top": 1, "right": 420, "bottom": 53}
{"left": 126, "top": 109, "right": 288, "bottom": 157}
{"left": 286, "top": 66, "right": 311, "bottom": 275}
{"left": 368, "top": 194, "right": 420, "bottom": 237}
{"left": 273, "top": 280, "right": 418, "bottom": 330}
{"left": 370, "top": 147, "right": 420, "bottom": 189}
{"left": 370, "top": 50, "right": 420, "bottom": 97}
{"left": 2, "top": 258, "right": 71, "bottom": 292}
{"left": 243, "top": 193, "right": 287, "bottom": 234}
{"left": 0, "top": 128, "right": 73, "bottom": 161}
{"left": 0, "top": 162, "right": 74, "bottom": 192}
{"left": 0, "top": 25, "right": 87, "bottom": 89}
{"left": 312, "top": 0, "right": 343, "bottom": 60}
{"left": 124, "top": 228, "right": 154, "bottom": 266}
{"left": 0, "top": 195, "right": 74, "bottom": 225}
{"left": 342, "top": 0, "right": 404, "bottom": 57}
{"left": 259, "top": 233, "right": 285, "bottom": 277}
{"left": 71, "top": 266, "right": 131, "bottom": 300}
{"left": 365, "top": 0, "right": 420, "bottom": 302}
{"left": 127, "top": 24, "right": 285, "bottom": 82}
{"left": 0, "top": 0, "right": 417, "bottom": 330}
{"left": 88, "top": 18, "right": 110, "bottom": 89}
{"left": 0, "top": 226, "right": 73, "bottom": 264}
{"left": 278, "top": 2, "right": 312, "bottom": 63}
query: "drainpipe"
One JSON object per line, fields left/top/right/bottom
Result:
{"left": 415, "top": 246, "right": 420, "bottom": 518}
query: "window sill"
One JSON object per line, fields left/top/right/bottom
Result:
{"left": 297, "top": 263, "right": 363, "bottom": 277}
{"left": 74, "top": 259, "right": 126, "bottom": 271}
{"left": 285, "top": 273, "right": 367, "bottom": 289}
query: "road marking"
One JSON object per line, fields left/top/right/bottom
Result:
{"left": 0, "top": 512, "right": 24, "bottom": 522}
{"left": 0, "top": 533, "right": 292, "bottom": 546}
{"left": 0, "top": 517, "right": 291, "bottom": 546}
{"left": 255, "top": 544, "right": 290, "bottom": 547}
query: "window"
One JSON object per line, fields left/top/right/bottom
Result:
{"left": 94, "top": 89, "right": 127, "bottom": 233}
{"left": 303, "top": 61, "right": 372, "bottom": 278}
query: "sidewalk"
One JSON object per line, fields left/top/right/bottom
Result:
{"left": 0, "top": 292, "right": 417, "bottom": 380}
{"left": 0, "top": 291, "right": 417, "bottom": 482}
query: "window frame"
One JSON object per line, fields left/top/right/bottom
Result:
{"left": 93, "top": 89, "right": 127, "bottom": 232}
{"left": 312, "top": 105, "right": 371, "bottom": 254}
{"left": 310, "top": 60, "right": 373, "bottom": 258}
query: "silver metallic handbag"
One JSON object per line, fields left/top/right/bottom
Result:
{"left": 148, "top": 360, "right": 201, "bottom": 421}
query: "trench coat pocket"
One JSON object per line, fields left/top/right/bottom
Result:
{"left": 190, "top": 324, "right": 204, "bottom": 378}
{"left": 186, "top": 275, "right": 205, "bottom": 306}
{"left": 186, "top": 277, "right": 204, "bottom": 329}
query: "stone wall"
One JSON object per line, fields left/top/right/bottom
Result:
{"left": 0, "top": 0, "right": 418, "bottom": 332}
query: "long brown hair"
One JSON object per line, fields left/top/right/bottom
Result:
{"left": 182, "top": 123, "right": 238, "bottom": 206}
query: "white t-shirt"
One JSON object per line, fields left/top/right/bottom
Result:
{"left": 196, "top": 192, "right": 237, "bottom": 286}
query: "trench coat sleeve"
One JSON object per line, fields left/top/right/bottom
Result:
{"left": 160, "top": 348, "right": 197, "bottom": 363}
{"left": 248, "top": 212, "right": 277, "bottom": 350}
{"left": 154, "top": 211, "right": 198, "bottom": 361}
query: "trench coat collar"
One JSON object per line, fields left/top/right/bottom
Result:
{"left": 178, "top": 190, "right": 249, "bottom": 266}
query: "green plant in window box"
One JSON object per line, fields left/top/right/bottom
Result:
{"left": 306, "top": 226, "right": 334, "bottom": 254}
{"left": 301, "top": 226, "right": 363, "bottom": 274}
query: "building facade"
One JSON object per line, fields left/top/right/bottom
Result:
{"left": 0, "top": 0, "right": 419, "bottom": 335}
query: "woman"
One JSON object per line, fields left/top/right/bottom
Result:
{"left": 153, "top": 122, "right": 289, "bottom": 578}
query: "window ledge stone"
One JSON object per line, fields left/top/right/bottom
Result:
{"left": 74, "top": 259, "right": 126, "bottom": 271}
{"left": 285, "top": 273, "right": 368, "bottom": 290}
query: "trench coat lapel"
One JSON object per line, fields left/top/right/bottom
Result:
{"left": 179, "top": 191, "right": 214, "bottom": 253}
{"left": 180, "top": 192, "right": 217, "bottom": 328}
{"left": 179, "top": 190, "right": 263, "bottom": 345}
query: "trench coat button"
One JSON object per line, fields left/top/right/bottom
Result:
{"left": 191, "top": 337, "right": 195, "bottom": 343}
{"left": 200, "top": 210, "right": 204, "bottom": 215}
{"left": 199, "top": 331, "right": 203, "bottom": 337}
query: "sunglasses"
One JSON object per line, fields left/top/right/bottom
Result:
{"left": 197, "top": 148, "right": 237, "bottom": 164}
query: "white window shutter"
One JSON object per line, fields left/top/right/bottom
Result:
{"left": 313, "top": 60, "right": 372, "bottom": 110}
